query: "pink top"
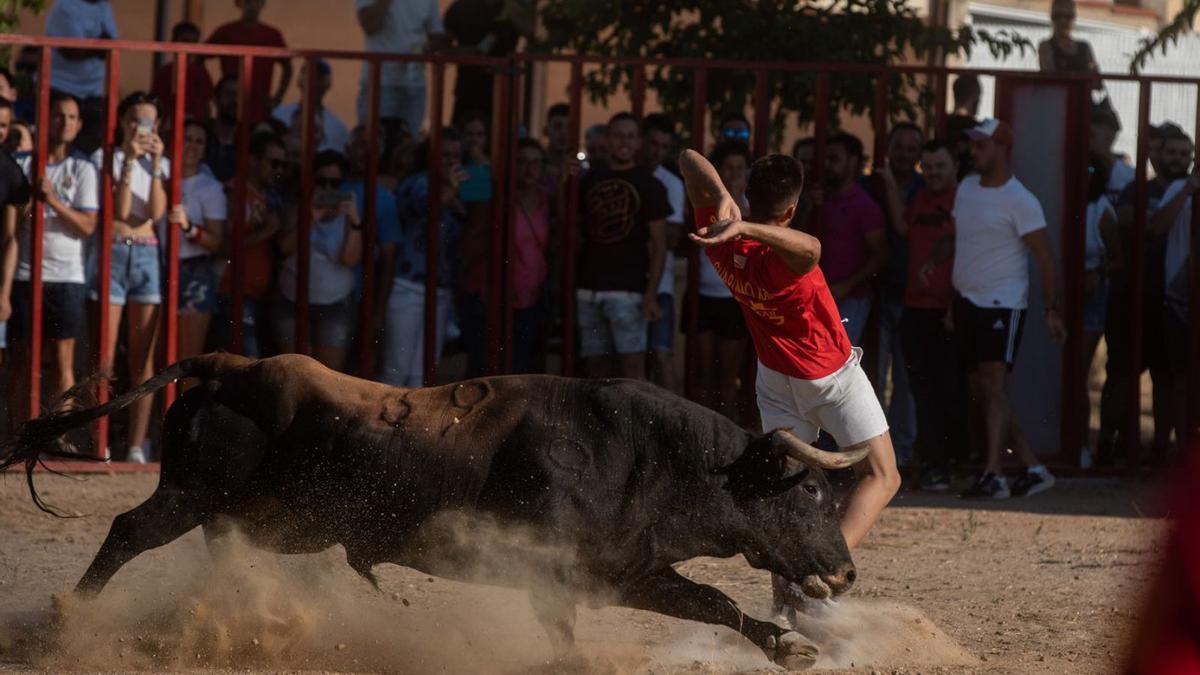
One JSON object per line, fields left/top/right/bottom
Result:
{"left": 467, "top": 200, "right": 550, "bottom": 309}
{"left": 817, "top": 183, "right": 884, "bottom": 297}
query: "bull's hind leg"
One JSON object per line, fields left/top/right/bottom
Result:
{"left": 75, "top": 488, "right": 206, "bottom": 596}
{"left": 616, "top": 568, "right": 819, "bottom": 670}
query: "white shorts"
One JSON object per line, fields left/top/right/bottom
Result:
{"left": 756, "top": 347, "right": 890, "bottom": 448}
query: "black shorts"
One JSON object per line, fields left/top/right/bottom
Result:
{"left": 10, "top": 280, "right": 87, "bottom": 342}
{"left": 954, "top": 297, "right": 1025, "bottom": 372}
{"left": 684, "top": 294, "right": 748, "bottom": 340}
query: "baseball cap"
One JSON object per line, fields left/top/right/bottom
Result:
{"left": 965, "top": 118, "right": 1014, "bottom": 147}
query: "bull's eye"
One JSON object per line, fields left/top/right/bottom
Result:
{"left": 803, "top": 484, "right": 819, "bottom": 498}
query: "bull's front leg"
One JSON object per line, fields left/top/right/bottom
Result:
{"left": 616, "top": 568, "right": 818, "bottom": 670}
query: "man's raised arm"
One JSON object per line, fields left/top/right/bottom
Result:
{"left": 679, "top": 149, "right": 820, "bottom": 275}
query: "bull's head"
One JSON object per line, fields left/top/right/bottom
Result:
{"left": 717, "top": 429, "right": 868, "bottom": 599}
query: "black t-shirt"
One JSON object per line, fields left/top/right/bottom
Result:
{"left": 444, "top": 0, "right": 521, "bottom": 121}
{"left": 1113, "top": 178, "right": 1169, "bottom": 297}
{"left": 0, "top": 150, "right": 31, "bottom": 208}
{"left": 578, "top": 164, "right": 671, "bottom": 293}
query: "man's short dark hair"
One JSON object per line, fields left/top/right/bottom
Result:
{"left": 315, "top": 149, "right": 349, "bottom": 174}
{"left": 171, "top": 21, "right": 200, "bottom": 41}
{"left": 608, "top": 111, "right": 639, "bottom": 131}
{"left": 643, "top": 112, "right": 675, "bottom": 137}
{"left": 953, "top": 75, "right": 981, "bottom": 104}
{"left": 0, "top": 98, "right": 13, "bottom": 115}
{"left": 828, "top": 131, "right": 864, "bottom": 161}
{"left": 250, "top": 131, "right": 284, "bottom": 157}
{"left": 216, "top": 75, "right": 239, "bottom": 94}
{"left": 1091, "top": 103, "right": 1121, "bottom": 132}
{"left": 921, "top": 139, "right": 956, "bottom": 158}
{"left": 889, "top": 121, "right": 923, "bottom": 142}
{"left": 746, "top": 154, "right": 805, "bottom": 222}
{"left": 792, "top": 137, "right": 814, "bottom": 156}
{"left": 49, "top": 91, "right": 79, "bottom": 112}
{"left": 182, "top": 116, "right": 208, "bottom": 137}
{"left": 117, "top": 91, "right": 160, "bottom": 120}
{"left": 547, "top": 103, "right": 569, "bottom": 120}
{"left": 709, "top": 139, "right": 752, "bottom": 171}
{"left": 719, "top": 111, "right": 750, "bottom": 129}
{"left": 518, "top": 137, "right": 545, "bottom": 155}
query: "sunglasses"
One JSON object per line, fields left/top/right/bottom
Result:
{"left": 721, "top": 128, "right": 751, "bottom": 140}
{"left": 315, "top": 177, "right": 343, "bottom": 189}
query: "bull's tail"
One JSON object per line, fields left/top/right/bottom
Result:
{"left": 0, "top": 353, "right": 253, "bottom": 515}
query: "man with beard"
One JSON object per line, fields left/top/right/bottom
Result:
{"left": 1098, "top": 123, "right": 1191, "bottom": 465}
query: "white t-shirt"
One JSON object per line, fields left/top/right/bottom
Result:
{"left": 952, "top": 175, "right": 1048, "bottom": 309}
{"left": 177, "top": 172, "right": 227, "bottom": 260}
{"left": 1161, "top": 178, "right": 1192, "bottom": 308}
{"left": 45, "top": 0, "right": 118, "bottom": 99}
{"left": 91, "top": 148, "right": 171, "bottom": 230}
{"left": 279, "top": 215, "right": 356, "bottom": 305}
{"left": 356, "top": 0, "right": 442, "bottom": 88}
{"left": 16, "top": 152, "right": 98, "bottom": 283}
{"left": 272, "top": 103, "right": 350, "bottom": 153}
{"left": 1084, "top": 196, "right": 1115, "bottom": 272}
{"left": 653, "top": 165, "right": 685, "bottom": 297}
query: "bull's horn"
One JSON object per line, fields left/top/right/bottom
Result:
{"left": 775, "top": 429, "right": 872, "bottom": 470}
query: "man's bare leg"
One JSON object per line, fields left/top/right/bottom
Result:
{"left": 842, "top": 432, "right": 902, "bottom": 549}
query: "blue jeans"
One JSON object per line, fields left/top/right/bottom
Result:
{"left": 876, "top": 300, "right": 918, "bottom": 456}
{"left": 836, "top": 295, "right": 872, "bottom": 346}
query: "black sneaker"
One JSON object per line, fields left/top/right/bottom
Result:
{"left": 1010, "top": 468, "right": 1055, "bottom": 497}
{"left": 960, "top": 472, "right": 1010, "bottom": 499}
{"left": 918, "top": 469, "right": 951, "bottom": 492}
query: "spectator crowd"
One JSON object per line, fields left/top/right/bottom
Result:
{"left": 0, "top": 0, "right": 1194, "bottom": 490}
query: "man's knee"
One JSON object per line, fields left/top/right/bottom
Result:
{"left": 849, "top": 437, "right": 902, "bottom": 498}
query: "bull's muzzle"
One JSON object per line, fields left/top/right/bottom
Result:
{"left": 799, "top": 562, "right": 857, "bottom": 599}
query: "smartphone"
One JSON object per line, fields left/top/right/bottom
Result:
{"left": 136, "top": 117, "right": 154, "bottom": 137}
{"left": 313, "top": 190, "right": 352, "bottom": 209}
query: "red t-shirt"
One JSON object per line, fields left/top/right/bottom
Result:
{"left": 695, "top": 206, "right": 851, "bottom": 380}
{"left": 903, "top": 185, "right": 957, "bottom": 310}
{"left": 150, "top": 59, "right": 215, "bottom": 121}
{"left": 207, "top": 21, "right": 287, "bottom": 123}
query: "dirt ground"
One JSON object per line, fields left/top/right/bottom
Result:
{"left": 0, "top": 471, "right": 1169, "bottom": 675}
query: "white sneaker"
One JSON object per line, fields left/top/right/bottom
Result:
{"left": 127, "top": 446, "right": 148, "bottom": 464}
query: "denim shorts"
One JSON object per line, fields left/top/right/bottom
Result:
{"left": 10, "top": 281, "right": 87, "bottom": 341}
{"left": 179, "top": 256, "right": 217, "bottom": 314}
{"left": 273, "top": 296, "right": 357, "bottom": 351}
{"left": 646, "top": 292, "right": 675, "bottom": 353}
{"left": 89, "top": 240, "right": 162, "bottom": 305}
{"left": 576, "top": 289, "right": 648, "bottom": 358}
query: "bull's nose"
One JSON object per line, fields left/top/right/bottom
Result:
{"left": 822, "top": 563, "right": 857, "bottom": 595}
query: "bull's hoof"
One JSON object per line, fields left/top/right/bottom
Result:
{"left": 767, "top": 631, "right": 818, "bottom": 671}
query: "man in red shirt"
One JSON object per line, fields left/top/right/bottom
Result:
{"left": 150, "top": 22, "right": 214, "bottom": 122}
{"left": 679, "top": 150, "right": 900, "bottom": 612}
{"left": 893, "top": 139, "right": 964, "bottom": 492}
{"left": 206, "top": 0, "right": 292, "bottom": 124}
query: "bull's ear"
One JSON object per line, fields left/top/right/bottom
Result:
{"left": 715, "top": 434, "right": 810, "bottom": 500}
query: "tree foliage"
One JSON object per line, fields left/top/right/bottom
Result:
{"left": 1130, "top": 0, "right": 1200, "bottom": 73}
{"left": 536, "top": 0, "right": 1031, "bottom": 148}
{"left": 0, "top": 0, "right": 49, "bottom": 67}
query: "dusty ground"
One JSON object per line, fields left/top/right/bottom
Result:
{"left": 0, "top": 472, "right": 1168, "bottom": 675}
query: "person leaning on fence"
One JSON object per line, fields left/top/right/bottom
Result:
{"left": 377, "top": 127, "right": 468, "bottom": 387}
{"left": 169, "top": 118, "right": 226, "bottom": 384}
{"left": 575, "top": 112, "right": 671, "bottom": 380}
{"left": 1149, "top": 143, "right": 1199, "bottom": 452}
{"left": 7, "top": 94, "right": 96, "bottom": 426}
{"left": 814, "top": 132, "right": 887, "bottom": 345}
{"left": 641, "top": 112, "right": 686, "bottom": 393}
{"left": 1100, "top": 124, "right": 1191, "bottom": 464}
{"left": 274, "top": 150, "right": 363, "bottom": 373}
{"left": 0, "top": 99, "right": 34, "bottom": 399}
{"left": 89, "top": 92, "right": 168, "bottom": 464}
{"left": 952, "top": 119, "right": 1064, "bottom": 499}
{"left": 688, "top": 140, "right": 751, "bottom": 422}
{"left": 893, "top": 139, "right": 965, "bottom": 492}
{"left": 213, "top": 131, "right": 289, "bottom": 360}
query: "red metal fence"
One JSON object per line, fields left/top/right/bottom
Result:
{"left": 1, "top": 34, "right": 1197, "bottom": 467}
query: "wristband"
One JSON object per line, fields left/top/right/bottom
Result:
{"left": 186, "top": 224, "right": 204, "bottom": 242}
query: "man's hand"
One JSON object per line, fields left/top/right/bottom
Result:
{"left": 642, "top": 291, "right": 662, "bottom": 322}
{"left": 35, "top": 175, "right": 56, "bottom": 204}
{"left": 339, "top": 197, "right": 360, "bottom": 226}
{"left": 1045, "top": 308, "right": 1067, "bottom": 344}
{"left": 689, "top": 218, "right": 745, "bottom": 248}
{"left": 169, "top": 204, "right": 189, "bottom": 231}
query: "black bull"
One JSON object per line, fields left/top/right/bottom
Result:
{"left": 0, "top": 353, "right": 868, "bottom": 669}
